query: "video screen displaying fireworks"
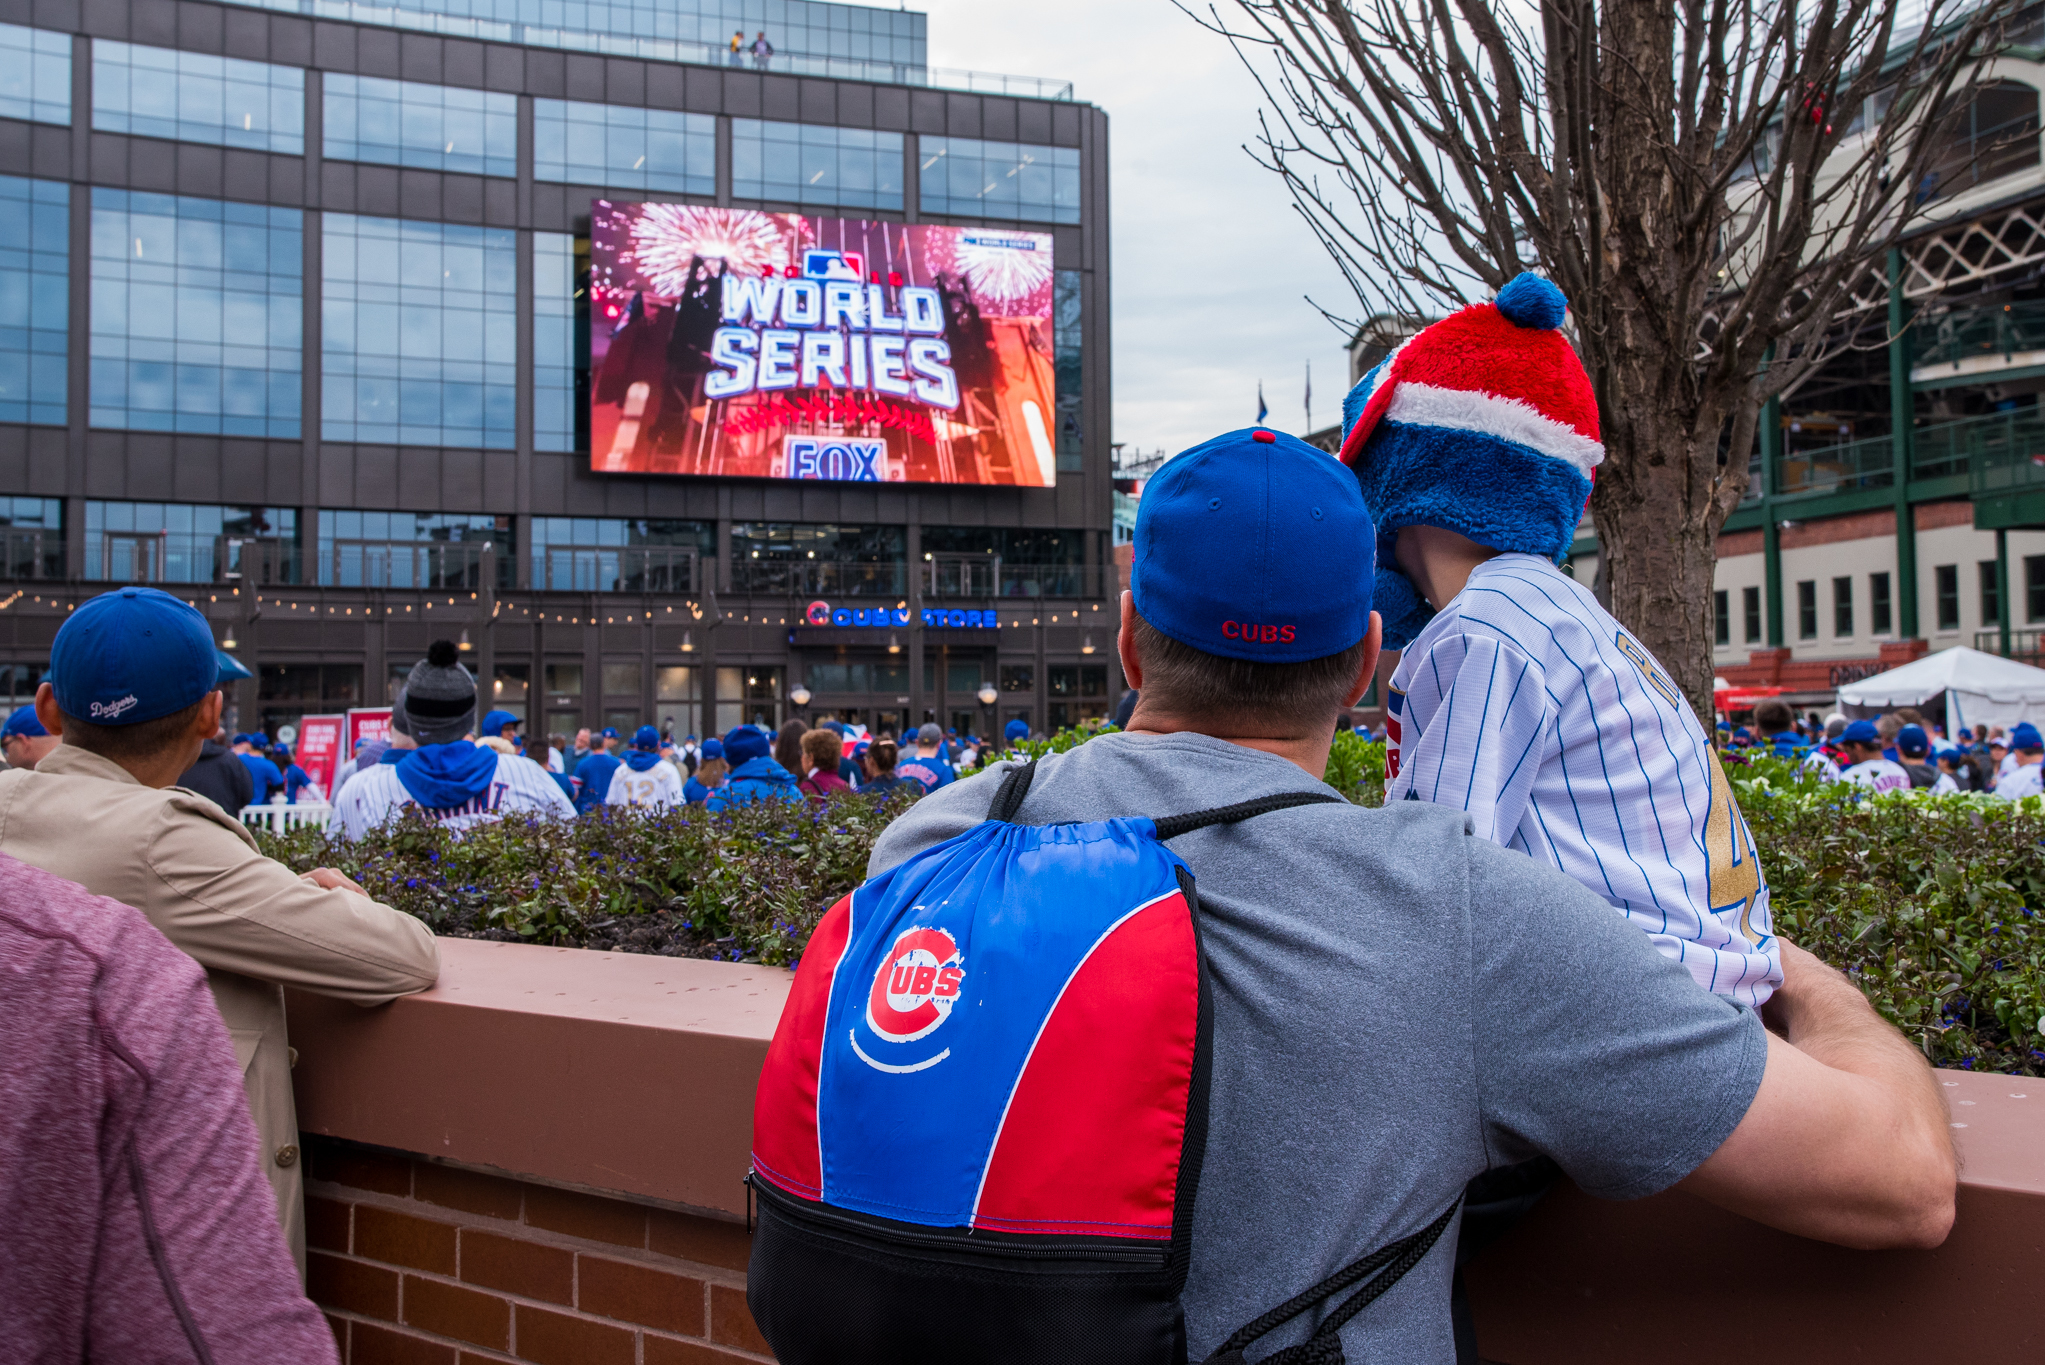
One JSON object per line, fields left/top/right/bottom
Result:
{"left": 588, "top": 203, "right": 1059, "bottom": 485}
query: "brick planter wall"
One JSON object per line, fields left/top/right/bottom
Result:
{"left": 305, "top": 1136, "right": 772, "bottom": 1365}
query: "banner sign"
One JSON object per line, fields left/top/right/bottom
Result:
{"left": 801, "top": 600, "right": 999, "bottom": 630}
{"left": 589, "top": 204, "right": 1058, "bottom": 487}
{"left": 295, "top": 714, "right": 344, "bottom": 802}
{"left": 345, "top": 707, "right": 392, "bottom": 757}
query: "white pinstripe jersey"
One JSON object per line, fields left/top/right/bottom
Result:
{"left": 329, "top": 752, "right": 576, "bottom": 840}
{"left": 1386, "top": 554, "right": 1781, "bottom": 1005}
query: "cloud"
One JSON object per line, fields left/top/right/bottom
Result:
{"left": 920, "top": 0, "right": 1360, "bottom": 456}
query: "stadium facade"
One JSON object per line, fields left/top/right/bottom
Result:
{"left": 0, "top": 0, "right": 1113, "bottom": 742}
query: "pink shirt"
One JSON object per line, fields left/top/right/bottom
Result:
{"left": 0, "top": 852, "right": 337, "bottom": 1362}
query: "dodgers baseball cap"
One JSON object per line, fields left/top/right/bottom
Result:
{"left": 1132, "top": 427, "right": 1375, "bottom": 662}
{"left": 2014, "top": 721, "right": 2043, "bottom": 751}
{"left": 50, "top": 586, "right": 219, "bottom": 726}
{"left": 1, "top": 704, "right": 45, "bottom": 739}
{"left": 1896, "top": 724, "right": 1930, "bottom": 756}
{"left": 1841, "top": 719, "right": 1881, "bottom": 744}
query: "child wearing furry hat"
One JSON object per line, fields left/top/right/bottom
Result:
{"left": 1339, "top": 273, "right": 1781, "bottom": 1006}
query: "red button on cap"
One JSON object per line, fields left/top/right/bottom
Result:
{"left": 1252, "top": 429, "right": 1275, "bottom": 443}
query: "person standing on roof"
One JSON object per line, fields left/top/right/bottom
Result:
{"left": 705, "top": 725, "right": 800, "bottom": 811}
{"left": 606, "top": 725, "right": 685, "bottom": 811}
{"left": 752, "top": 30, "right": 774, "bottom": 68}
{"left": 330, "top": 642, "right": 576, "bottom": 838}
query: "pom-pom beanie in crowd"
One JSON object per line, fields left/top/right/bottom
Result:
{"left": 1336, "top": 272, "right": 1604, "bottom": 649}
{"left": 399, "top": 640, "right": 479, "bottom": 747}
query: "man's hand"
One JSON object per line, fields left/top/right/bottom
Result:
{"left": 1680, "top": 936, "right": 1956, "bottom": 1249}
{"left": 301, "top": 867, "right": 369, "bottom": 898}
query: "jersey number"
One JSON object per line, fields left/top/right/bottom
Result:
{"left": 1612, "top": 631, "right": 1684, "bottom": 713}
{"left": 1704, "top": 750, "right": 1762, "bottom": 945}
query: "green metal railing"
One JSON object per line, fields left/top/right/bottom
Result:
{"left": 1913, "top": 300, "right": 2045, "bottom": 373}
{"left": 1961, "top": 410, "right": 2045, "bottom": 498}
{"left": 1755, "top": 408, "right": 2045, "bottom": 500}
{"left": 1977, "top": 628, "right": 2040, "bottom": 657}
{"left": 1774, "top": 432, "right": 1894, "bottom": 496}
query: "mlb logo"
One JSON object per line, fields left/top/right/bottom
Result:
{"left": 803, "top": 249, "right": 864, "bottom": 281}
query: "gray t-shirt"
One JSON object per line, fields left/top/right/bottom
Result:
{"left": 869, "top": 731, "right": 1766, "bottom": 1363}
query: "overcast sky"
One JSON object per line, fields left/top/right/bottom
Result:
{"left": 920, "top": 0, "right": 1359, "bottom": 462}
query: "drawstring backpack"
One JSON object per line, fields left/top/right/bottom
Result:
{"left": 748, "top": 762, "right": 1460, "bottom": 1364}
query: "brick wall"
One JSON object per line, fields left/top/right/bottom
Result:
{"left": 304, "top": 1136, "right": 773, "bottom": 1365}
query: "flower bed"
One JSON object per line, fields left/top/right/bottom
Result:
{"left": 255, "top": 735, "right": 2044, "bottom": 1075}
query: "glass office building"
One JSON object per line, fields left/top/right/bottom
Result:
{"left": 0, "top": 1, "right": 1108, "bottom": 743}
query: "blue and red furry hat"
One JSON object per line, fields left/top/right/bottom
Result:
{"left": 1337, "top": 273, "right": 1602, "bottom": 647}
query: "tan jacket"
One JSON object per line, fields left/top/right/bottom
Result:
{"left": 0, "top": 745, "right": 440, "bottom": 1274}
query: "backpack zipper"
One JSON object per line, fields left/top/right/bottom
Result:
{"left": 751, "top": 1176, "right": 1169, "bottom": 1268}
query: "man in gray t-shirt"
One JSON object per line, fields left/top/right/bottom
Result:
{"left": 868, "top": 427, "right": 1955, "bottom": 1363}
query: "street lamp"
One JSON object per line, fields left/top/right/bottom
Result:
{"left": 976, "top": 683, "right": 998, "bottom": 706}
{"left": 790, "top": 685, "right": 812, "bottom": 707}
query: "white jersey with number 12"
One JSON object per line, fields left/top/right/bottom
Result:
{"left": 1386, "top": 553, "right": 1782, "bottom": 1006}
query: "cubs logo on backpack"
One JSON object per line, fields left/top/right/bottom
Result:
{"left": 747, "top": 763, "right": 1461, "bottom": 1364}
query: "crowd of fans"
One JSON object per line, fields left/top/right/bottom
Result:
{"left": 1720, "top": 698, "right": 2043, "bottom": 798}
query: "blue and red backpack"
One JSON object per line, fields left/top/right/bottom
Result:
{"left": 747, "top": 763, "right": 1460, "bottom": 1364}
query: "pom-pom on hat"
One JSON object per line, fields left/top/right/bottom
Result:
{"left": 1337, "top": 272, "right": 1602, "bottom": 564}
{"left": 399, "top": 640, "right": 477, "bottom": 747}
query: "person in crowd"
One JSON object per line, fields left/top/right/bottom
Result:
{"left": 0, "top": 586, "right": 440, "bottom": 1275}
{"left": 1757, "top": 699, "right": 1837, "bottom": 780}
{"left": 1816, "top": 715, "right": 1853, "bottom": 774}
{"left": 798, "top": 727, "right": 853, "bottom": 800}
{"left": 775, "top": 719, "right": 809, "bottom": 780}
{"left": 1338, "top": 274, "right": 1779, "bottom": 1006}
{"left": 177, "top": 713, "right": 255, "bottom": 814}
{"left": 1874, "top": 714, "right": 1905, "bottom": 764}
{"left": 1, "top": 703, "right": 57, "bottom": 770}
{"left": 568, "top": 726, "right": 594, "bottom": 773}
{"left": 1994, "top": 730, "right": 2021, "bottom": 786}
{"left": 897, "top": 722, "right": 955, "bottom": 794}
{"left": 705, "top": 725, "right": 800, "bottom": 811}
{"left": 331, "top": 643, "right": 576, "bottom": 839}
{"left": 1993, "top": 721, "right": 2045, "bottom": 800}
{"left": 1895, "top": 725, "right": 1956, "bottom": 793}
{"left": 676, "top": 733, "right": 701, "bottom": 776}
{"left": 684, "top": 738, "right": 727, "bottom": 804}
{"left": 0, "top": 852, "right": 340, "bottom": 1359}
{"left": 544, "top": 733, "right": 566, "bottom": 773}
{"left": 606, "top": 724, "right": 685, "bottom": 811}
{"left": 752, "top": 29, "right": 774, "bottom": 68}
{"left": 325, "top": 734, "right": 388, "bottom": 808}
{"left": 1110, "top": 686, "right": 1140, "bottom": 728}
{"left": 234, "top": 733, "right": 284, "bottom": 802}
{"left": 858, "top": 738, "right": 912, "bottom": 797}
{"left": 1936, "top": 743, "right": 1978, "bottom": 793}
{"left": 274, "top": 744, "right": 315, "bottom": 803}
{"left": 1004, "top": 716, "right": 1032, "bottom": 751}
{"left": 869, "top": 427, "right": 1955, "bottom": 1363}
{"left": 1837, "top": 719, "right": 1911, "bottom": 793}
{"left": 479, "top": 710, "right": 522, "bottom": 753}
{"left": 572, "top": 727, "right": 624, "bottom": 816}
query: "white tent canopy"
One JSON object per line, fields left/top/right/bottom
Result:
{"left": 1835, "top": 646, "right": 2045, "bottom": 732}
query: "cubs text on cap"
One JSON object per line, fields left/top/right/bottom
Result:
{"left": 1131, "top": 427, "right": 1374, "bottom": 663}
{"left": 49, "top": 586, "right": 220, "bottom": 726}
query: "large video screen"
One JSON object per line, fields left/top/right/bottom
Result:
{"left": 588, "top": 204, "right": 1058, "bottom": 486}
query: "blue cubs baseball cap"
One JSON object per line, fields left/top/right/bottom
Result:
{"left": 480, "top": 709, "right": 520, "bottom": 737}
{"left": 1132, "top": 428, "right": 1375, "bottom": 663}
{"left": 2013, "top": 721, "right": 2043, "bottom": 751}
{"left": 1004, "top": 717, "right": 1030, "bottom": 742}
{"left": 700, "top": 737, "right": 724, "bottom": 759}
{"left": 600, "top": 726, "right": 620, "bottom": 739}
{"left": 632, "top": 724, "right": 660, "bottom": 750}
{"left": 2, "top": 704, "right": 46, "bottom": 739}
{"left": 1841, "top": 719, "right": 1881, "bottom": 744}
{"left": 1896, "top": 724, "right": 1930, "bottom": 756}
{"left": 50, "top": 586, "right": 219, "bottom": 726}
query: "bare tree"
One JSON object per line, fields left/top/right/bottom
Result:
{"left": 1199, "top": 0, "right": 2016, "bottom": 714}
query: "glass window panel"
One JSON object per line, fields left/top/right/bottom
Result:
{"left": 1054, "top": 269, "right": 1081, "bottom": 473}
{"left": 0, "top": 24, "right": 69, "bottom": 126}
{"left": 545, "top": 662, "right": 583, "bottom": 699}
{"left": 0, "top": 175, "right": 67, "bottom": 425}
{"left": 603, "top": 660, "right": 642, "bottom": 696}
{"left": 533, "top": 100, "right": 714, "bottom": 195}
{"left": 82, "top": 501, "right": 296, "bottom": 584}
{"left": 919, "top": 136, "right": 1080, "bottom": 224}
{"left": 322, "top": 214, "right": 516, "bottom": 448}
{"left": 324, "top": 74, "right": 516, "bottom": 177}
{"left": 93, "top": 40, "right": 304, "bottom": 154}
{"left": 534, "top": 231, "right": 583, "bottom": 454}
{"left": 315, "top": 510, "right": 502, "bottom": 587}
{"left": 655, "top": 665, "right": 694, "bottom": 701}
{"left": 527, "top": 516, "right": 710, "bottom": 592}
{"left": 89, "top": 189, "right": 302, "bottom": 438}
{"left": 731, "top": 119, "right": 903, "bottom": 211}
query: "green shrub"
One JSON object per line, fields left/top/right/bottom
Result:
{"left": 261, "top": 734, "right": 2045, "bottom": 1073}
